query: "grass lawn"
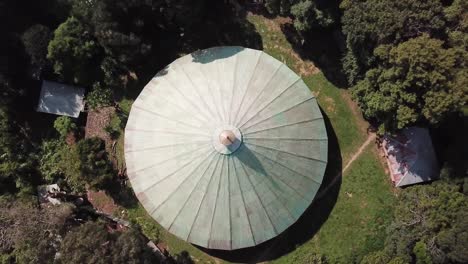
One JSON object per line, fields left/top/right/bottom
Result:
{"left": 272, "top": 146, "right": 395, "bottom": 263}
{"left": 109, "top": 12, "right": 396, "bottom": 264}
{"left": 246, "top": 14, "right": 366, "bottom": 162}
{"left": 245, "top": 14, "right": 395, "bottom": 263}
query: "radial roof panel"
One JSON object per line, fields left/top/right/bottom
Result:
{"left": 125, "top": 46, "right": 328, "bottom": 250}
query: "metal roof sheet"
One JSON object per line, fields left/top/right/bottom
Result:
{"left": 36, "top": 80, "right": 85, "bottom": 118}
{"left": 382, "top": 127, "right": 439, "bottom": 187}
{"left": 124, "top": 46, "right": 328, "bottom": 250}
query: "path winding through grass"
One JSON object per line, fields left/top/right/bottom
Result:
{"left": 343, "top": 133, "right": 377, "bottom": 173}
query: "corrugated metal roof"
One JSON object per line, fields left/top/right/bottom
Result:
{"left": 382, "top": 127, "right": 439, "bottom": 187}
{"left": 124, "top": 47, "right": 328, "bottom": 250}
{"left": 36, "top": 80, "right": 85, "bottom": 118}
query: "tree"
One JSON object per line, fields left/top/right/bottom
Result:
{"left": 57, "top": 221, "right": 161, "bottom": 264}
{"left": 75, "top": 138, "right": 113, "bottom": 190}
{"left": 378, "top": 182, "right": 468, "bottom": 263}
{"left": 290, "top": 0, "right": 336, "bottom": 33}
{"left": 57, "top": 143, "right": 82, "bottom": 192}
{"left": 341, "top": 0, "right": 446, "bottom": 84}
{"left": 53, "top": 116, "right": 77, "bottom": 138}
{"left": 413, "top": 241, "right": 432, "bottom": 264}
{"left": 39, "top": 137, "right": 112, "bottom": 193}
{"left": 0, "top": 107, "right": 36, "bottom": 194}
{"left": 86, "top": 82, "right": 113, "bottom": 110}
{"left": 21, "top": 24, "right": 52, "bottom": 79}
{"left": 444, "top": 0, "right": 468, "bottom": 49}
{"left": 436, "top": 211, "right": 468, "bottom": 263}
{"left": 39, "top": 139, "right": 67, "bottom": 183}
{"left": 265, "top": 0, "right": 293, "bottom": 16}
{"left": 47, "top": 16, "right": 102, "bottom": 85}
{"left": 89, "top": 0, "right": 162, "bottom": 68}
{"left": 0, "top": 198, "right": 74, "bottom": 263}
{"left": 351, "top": 34, "right": 466, "bottom": 132}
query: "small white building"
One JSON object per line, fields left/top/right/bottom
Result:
{"left": 382, "top": 127, "right": 439, "bottom": 187}
{"left": 36, "top": 80, "right": 85, "bottom": 118}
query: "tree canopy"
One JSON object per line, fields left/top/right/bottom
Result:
{"left": 373, "top": 182, "right": 468, "bottom": 264}
{"left": 47, "top": 16, "right": 102, "bottom": 85}
{"left": 57, "top": 221, "right": 161, "bottom": 264}
{"left": 341, "top": 0, "right": 447, "bottom": 84}
{"left": 352, "top": 34, "right": 466, "bottom": 131}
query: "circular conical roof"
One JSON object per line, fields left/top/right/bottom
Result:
{"left": 125, "top": 47, "right": 328, "bottom": 250}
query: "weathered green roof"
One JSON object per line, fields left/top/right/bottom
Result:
{"left": 124, "top": 46, "right": 328, "bottom": 250}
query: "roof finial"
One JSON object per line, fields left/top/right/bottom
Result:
{"left": 219, "top": 130, "right": 236, "bottom": 146}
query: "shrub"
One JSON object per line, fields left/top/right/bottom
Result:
{"left": 39, "top": 139, "right": 66, "bottom": 182}
{"left": 86, "top": 82, "right": 113, "bottom": 110}
{"left": 75, "top": 137, "right": 113, "bottom": 190}
{"left": 57, "top": 221, "right": 161, "bottom": 264}
{"left": 104, "top": 114, "right": 122, "bottom": 140}
{"left": 53, "top": 116, "right": 77, "bottom": 138}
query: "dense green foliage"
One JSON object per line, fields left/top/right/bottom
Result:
{"left": 57, "top": 221, "right": 161, "bottom": 264}
{"left": 1, "top": 0, "right": 467, "bottom": 262}
{"left": 290, "top": 1, "right": 335, "bottom": 32}
{"left": 341, "top": 0, "right": 447, "bottom": 84}
{"left": 73, "top": 138, "right": 113, "bottom": 191}
{"left": 341, "top": 0, "right": 467, "bottom": 131}
{"left": 53, "top": 116, "right": 77, "bottom": 138}
{"left": 38, "top": 137, "right": 113, "bottom": 192}
{"left": 47, "top": 16, "right": 101, "bottom": 85}
{"left": 364, "top": 182, "right": 468, "bottom": 263}
{"left": 39, "top": 139, "right": 68, "bottom": 182}
{"left": 0, "top": 108, "right": 36, "bottom": 194}
{"left": 265, "top": 0, "right": 293, "bottom": 16}
{"left": 86, "top": 83, "right": 113, "bottom": 110}
{"left": 264, "top": 0, "right": 338, "bottom": 33}
{"left": 352, "top": 35, "right": 466, "bottom": 131}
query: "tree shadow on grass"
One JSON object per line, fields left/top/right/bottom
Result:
{"left": 198, "top": 109, "right": 342, "bottom": 262}
{"left": 281, "top": 23, "right": 348, "bottom": 88}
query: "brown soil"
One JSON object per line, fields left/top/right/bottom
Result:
{"left": 87, "top": 189, "right": 121, "bottom": 216}
{"left": 85, "top": 106, "right": 116, "bottom": 152}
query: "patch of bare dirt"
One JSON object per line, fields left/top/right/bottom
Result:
{"left": 87, "top": 189, "right": 122, "bottom": 216}
{"left": 85, "top": 106, "right": 115, "bottom": 152}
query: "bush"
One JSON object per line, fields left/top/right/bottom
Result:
{"left": 86, "top": 82, "right": 113, "bottom": 110}
{"left": 75, "top": 137, "right": 113, "bottom": 190}
{"left": 47, "top": 16, "right": 101, "bottom": 85}
{"left": 39, "top": 137, "right": 113, "bottom": 193}
{"left": 57, "top": 221, "right": 161, "bottom": 264}
{"left": 105, "top": 114, "right": 122, "bottom": 140}
{"left": 54, "top": 116, "right": 77, "bottom": 138}
{"left": 39, "top": 139, "right": 66, "bottom": 182}
{"left": 413, "top": 241, "right": 432, "bottom": 264}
